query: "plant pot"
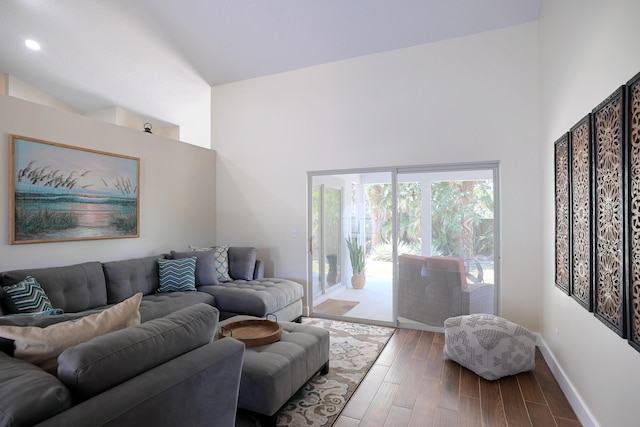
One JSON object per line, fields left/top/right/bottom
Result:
{"left": 351, "top": 272, "right": 366, "bottom": 289}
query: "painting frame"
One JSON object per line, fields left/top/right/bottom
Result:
{"left": 626, "top": 72, "right": 640, "bottom": 351}
{"left": 10, "top": 135, "right": 140, "bottom": 244}
{"left": 569, "top": 114, "right": 593, "bottom": 310}
{"left": 591, "top": 86, "right": 627, "bottom": 338}
{"left": 554, "top": 132, "right": 571, "bottom": 295}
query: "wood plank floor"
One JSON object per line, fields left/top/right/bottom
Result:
{"left": 334, "top": 328, "right": 581, "bottom": 427}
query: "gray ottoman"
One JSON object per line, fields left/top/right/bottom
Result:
{"left": 443, "top": 314, "right": 536, "bottom": 381}
{"left": 218, "top": 316, "right": 330, "bottom": 425}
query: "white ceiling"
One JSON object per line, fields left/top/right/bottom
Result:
{"left": 0, "top": 0, "right": 540, "bottom": 130}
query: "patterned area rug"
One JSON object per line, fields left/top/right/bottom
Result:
{"left": 236, "top": 318, "right": 395, "bottom": 427}
{"left": 314, "top": 298, "right": 360, "bottom": 316}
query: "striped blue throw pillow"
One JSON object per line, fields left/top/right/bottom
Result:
{"left": 158, "top": 257, "right": 197, "bottom": 293}
{"left": 2, "top": 276, "right": 54, "bottom": 314}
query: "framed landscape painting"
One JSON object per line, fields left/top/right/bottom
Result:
{"left": 10, "top": 135, "right": 140, "bottom": 244}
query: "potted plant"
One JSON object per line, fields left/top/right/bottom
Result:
{"left": 346, "top": 236, "right": 366, "bottom": 289}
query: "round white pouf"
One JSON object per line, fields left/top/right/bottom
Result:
{"left": 443, "top": 314, "right": 536, "bottom": 381}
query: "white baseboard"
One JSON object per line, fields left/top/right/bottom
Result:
{"left": 536, "top": 334, "right": 598, "bottom": 427}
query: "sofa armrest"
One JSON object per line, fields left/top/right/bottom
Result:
{"left": 253, "top": 259, "right": 265, "bottom": 279}
{"left": 461, "top": 283, "right": 495, "bottom": 314}
{"left": 36, "top": 337, "right": 245, "bottom": 427}
{"left": 0, "top": 352, "right": 72, "bottom": 427}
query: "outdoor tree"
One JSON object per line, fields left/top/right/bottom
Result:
{"left": 430, "top": 180, "right": 493, "bottom": 258}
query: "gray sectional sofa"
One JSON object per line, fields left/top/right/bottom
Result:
{"left": 0, "top": 247, "right": 304, "bottom": 427}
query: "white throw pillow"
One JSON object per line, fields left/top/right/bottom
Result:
{"left": 0, "top": 293, "right": 142, "bottom": 374}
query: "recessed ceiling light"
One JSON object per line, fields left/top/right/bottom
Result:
{"left": 25, "top": 39, "right": 41, "bottom": 51}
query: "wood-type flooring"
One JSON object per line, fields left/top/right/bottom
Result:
{"left": 334, "top": 328, "right": 582, "bottom": 427}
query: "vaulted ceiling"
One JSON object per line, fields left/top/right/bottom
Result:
{"left": 0, "top": 0, "right": 540, "bottom": 130}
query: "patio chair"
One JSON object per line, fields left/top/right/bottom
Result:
{"left": 398, "top": 254, "right": 494, "bottom": 327}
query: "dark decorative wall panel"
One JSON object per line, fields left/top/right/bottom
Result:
{"left": 551, "top": 70, "right": 640, "bottom": 351}
{"left": 592, "top": 86, "right": 626, "bottom": 337}
{"left": 554, "top": 133, "right": 571, "bottom": 294}
{"left": 627, "top": 73, "right": 640, "bottom": 350}
{"left": 570, "top": 115, "right": 592, "bottom": 310}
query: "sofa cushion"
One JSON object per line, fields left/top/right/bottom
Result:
{"left": 199, "top": 278, "right": 303, "bottom": 318}
{"left": 423, "top": 256, "right": 468, "bottom": 290}
{"left": 0, "top": 352, "right": 72, "bottom": 427}
{"left": 2, "top": 276, "right": 54, "bottom": 314}
{"left": 190, "top": 245, "right": 231, "bottom": 281}
{"left": 103, "top": 255, "right": 164, "bottom": 303}
{"left": 171, "top": 250, "right": 219, "bottom": 285}
{"left": 0, "top": 309, "right": 104, "bottom": 328}
{"left": 58, "top": 303, "right": 219, "bottom": 401}
{"left": 158, "top": 257, "right": 197, "bottom": 292}
{"left": 0, "top": 293, "right": 142, "bottom": 374}
{"left": 227, "top": 247, "right": 257, "bottom": 280}
{"left": 139, "top": 291, "right": 215, "bottom": 322}
{"left": 0, "top": 261, "right": 107, "bottom": 313}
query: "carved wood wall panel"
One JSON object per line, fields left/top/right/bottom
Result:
{"left": 555, "top": 134, "right": 570, "bottom": 294}
{"left": 552, "top": 70, "right": 640, "bottom": 352}
{"left": 592, "top": 86, "right": 626, "bottom": 337}
{"left": 627, "top": 73, "right": 640, "bottom": 350}
{"left": 570, "top": 115, "right": 592, "bottom": 310}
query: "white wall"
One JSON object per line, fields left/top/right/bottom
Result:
{"left": 539, "top": 1, "right": 640, "bottom": 426}
{"left": 85, "top": 106, "right": 181, "bottom": 141}
{"left": 212, "top": 23, "right": 541, "bottom": 329}
{"left": 8, "top": 75, "right": 78, "bottom": 114}
{"left": 4, "top": 75, "right": 210, "bottom": 149}
{"left": 0, "top": 94, "right": 217, "bottom": 270}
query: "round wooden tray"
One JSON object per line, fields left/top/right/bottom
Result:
{"left": 218, "top": 318, "right": 282, "bottom": 347}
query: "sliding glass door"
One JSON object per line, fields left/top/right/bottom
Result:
{"left": 308, "top": 163, "right": 499, "bottom": 329}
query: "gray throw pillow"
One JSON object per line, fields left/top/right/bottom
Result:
{"left": 227, "top": 247, "right": 257, "bottom": 280}
{"left": 171, "top": 250, "right": 219, "bottom": 285}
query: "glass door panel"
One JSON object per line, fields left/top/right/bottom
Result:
{"left": 311, "top": 183, "right": 342, "bottom": 297}
{"left": 397, "top": 169, "right": 497, "bottom": 329}
{"left": 311, "top": 184, "right": 322, "bottom": 296}
{"left": 323, "top": 186, "right": 342, "bottom": 293}
{"left": 310, "top": 172, "right": 393, "bottom": 323}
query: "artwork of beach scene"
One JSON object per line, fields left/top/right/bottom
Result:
{"left": 11, "top": 136, "right": 140, "bottom": 244}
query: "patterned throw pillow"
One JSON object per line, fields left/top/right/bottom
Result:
{"left": 189, "top": 245, "right": 231, "bottom": 282}
{"left": 2, "top": 276, "right": 54, "bottom": 314}
{"left": 157, "top": 257, "right": 197, "bottom": 292}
